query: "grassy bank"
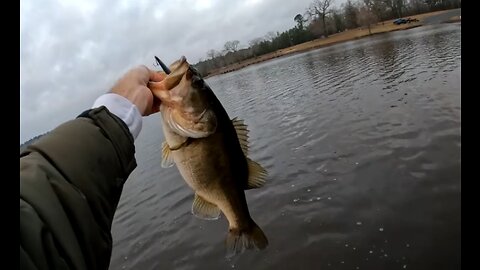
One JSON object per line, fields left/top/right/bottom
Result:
{"left": 206, "top": 10, "right": 456, "bottom": 78}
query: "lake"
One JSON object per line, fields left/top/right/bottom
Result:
{"left": 110, "top": 22, "right": 461, "bottom": 270}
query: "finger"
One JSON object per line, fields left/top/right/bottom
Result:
{"left": 148, "top": 80, "right": 166, "bottom": 91}
{"left": 150, "top": 70, "right": 167, "bottom": 82}
{"left": 151, "top": 97, "right": 161, "bottom": 114}
{"left": 148, "top": 81, "right": 170, "bottom": 100}
{"left": 138, "top": 85, "right": 154, "bottom": 116}
{"left": 131, "top": 65, "right": 152, "bottom": 84}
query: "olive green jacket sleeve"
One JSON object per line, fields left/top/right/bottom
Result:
{"left": 20, "top": 106, "right": 137, "bottom": 270}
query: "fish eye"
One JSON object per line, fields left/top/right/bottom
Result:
{"left": 191, "top": 76, "right": 204, "bottom": 89}
{"left": 189, "top": 66, "right": 200, "bottom": 76}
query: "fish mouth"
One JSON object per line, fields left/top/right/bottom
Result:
{"left": 155, "top": 55, "right": 188, "bottom": 75}
{"left": 160, "top": 56, "right": 189, "bottom": 91}
{"left": 154, "top": 56, "right": 204, "bottom": 93}
{"left": 155, "top": 56, "right": 217, "bottom": 138}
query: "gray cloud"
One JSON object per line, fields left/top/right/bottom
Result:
{"left": 20, "top": 0, "right": 344, "bottom": 143}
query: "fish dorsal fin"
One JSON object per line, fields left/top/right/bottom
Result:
{"left": 192, "top": 193, "right": 221, "bottom": 220}
{"left": 232, "top": 117, "right": 249, "bottom": 156}
{"left": 246, "top": 158, "right": 268, "bottom": 189}
{"left": 161, "top": 141, "right": 174, "bottom": 168}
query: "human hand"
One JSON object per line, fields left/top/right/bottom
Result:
{"left": 110, "top": 66, "right": 166, "bottom": 116}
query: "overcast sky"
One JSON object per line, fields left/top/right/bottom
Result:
{"left": 20, "top": 0, "right": 346, "bottom": 143}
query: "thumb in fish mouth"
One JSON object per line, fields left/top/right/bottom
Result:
{"left": 146, "top": 80, "right": 165, "bottom": 113}
{"left": 148, "top": 79, "right": 166, "bottom": 92}
{"left": 148, "top": 75, "right": 172, "bottom": 104}
{"left": 148, "top": 59, "right": 169, "bottom": 102}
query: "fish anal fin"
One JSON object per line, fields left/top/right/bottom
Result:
{"left": 192, "top": 193, "right": 221, "bottom": 220}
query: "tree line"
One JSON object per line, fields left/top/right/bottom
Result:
{"left": 20, "top": 132, "right": 49, "bottom": 150}
{"left": 194, "top": 0, "right": 461, "bottom": 76}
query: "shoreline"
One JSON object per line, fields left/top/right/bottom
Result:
{"left": 205, "top": 9, "right": 460, "bottom": 78}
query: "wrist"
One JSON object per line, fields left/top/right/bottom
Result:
{"left": 92, "top": 93, "right": 143, "bottom": 139}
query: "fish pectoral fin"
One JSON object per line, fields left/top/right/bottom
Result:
{"left": 232, "top": 117, "right": 249, "bottom": 156}
{"left": 246, "top": 158, "right": 268, "bottom": 189}
{"left": 192, "top": 193, "right": 221, "bottom": 220}
{"left": 161, "top": 141, "right": 174, "bottom": 168}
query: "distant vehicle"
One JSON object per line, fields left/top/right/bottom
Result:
{"left": 393, "top": 18, "right": 419, "bottom": 25}
{"left": 393, "top": 18, "right": 407, "bottom": 25}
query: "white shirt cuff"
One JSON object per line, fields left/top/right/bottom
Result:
{"left": 92, "top": 93, "right": 142, "bottom": 140}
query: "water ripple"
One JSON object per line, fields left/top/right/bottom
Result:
{"left": 111, "top": 23, "right": 461, "bottom": 270}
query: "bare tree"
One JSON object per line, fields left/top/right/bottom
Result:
{"left": 344, "top": 0, "right": 359, "bottom": 29}
{"left": 423, "top": 0, "right": 440, "bottom": 10}
{"left": 408, "top": 0, "right": 428, "bottom": 14}
{"left": 363, "top": 0, "right": 388, "bottom": 21}
{"left": 215, "top": 50, "right": 224, "bottom": 58}
{"left": 424, "top": 0, "right": 461, "bottom": 10}
{"left": 206, "top": 49, "right": 216, "bottom": 60}
{"left": 306, "top": 0, "right": 334, "bottom": 37}
{"left": 249, "top": 37, "right": 264, "bottom": 47}
{"left": 357, "top": 6, "right": 378, "bottom": 34}
{"left": 383, "top": 0, "right": 406, "bottom": 18}
{"left": 224, "top": 40, "right": 240, "bottom": 53}
{"left": 394, "top": 0, "right": 406, "bottom": 17}
{"left": 264, "top": 31, "right": 277, "bottom": 42}
{"left": 331, "top": 8, "right": 346, "bottom": 32}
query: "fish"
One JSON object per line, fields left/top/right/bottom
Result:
{"left": 149, "top": 56, "right": 269, "bottom": 256}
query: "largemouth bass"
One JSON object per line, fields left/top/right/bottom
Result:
{"left": 150, "top": 56, "right": 268, "bottom": 256}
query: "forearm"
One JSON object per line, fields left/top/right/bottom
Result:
{"left": 19, "top": 64, "right": 159, "bottom": 270}
{"left": 20, "top": 106, "right": 137, "bottom": 269}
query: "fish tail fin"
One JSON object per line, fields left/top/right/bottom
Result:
{"left": 225, "top": 221, "right": 268, "bottom": 258}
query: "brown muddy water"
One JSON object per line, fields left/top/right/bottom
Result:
{"left": 110, "top": 23, "right": 461, "bottom": 270}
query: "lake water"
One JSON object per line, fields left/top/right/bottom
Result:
{"left": 110, "top": 23, "right": 461, "bottom": 270}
